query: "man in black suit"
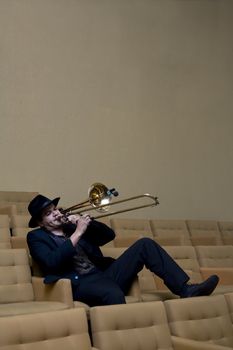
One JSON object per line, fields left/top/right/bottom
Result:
{"left": 27, "top": 195, "right": 219, "bottom": 306}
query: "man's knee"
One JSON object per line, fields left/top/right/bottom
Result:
{"left": 135, "top": 237, "right": 155, "bottom": 247}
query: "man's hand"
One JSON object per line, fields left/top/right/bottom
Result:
{"left": 66, "top": 214, "right": 81, "bottom": 224}
{"left": 70, "top": 213, "right": 92, "bottom": 246}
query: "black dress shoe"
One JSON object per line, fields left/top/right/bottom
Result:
{"left": 180, "top": 275, "right": 219, "bottom": 298}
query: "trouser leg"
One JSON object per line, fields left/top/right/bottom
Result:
{"left": 72, "top": 271, "right": 126, "bottom": 306}
{"left": 104, "top": 237, "right": 189, "bottom": 295}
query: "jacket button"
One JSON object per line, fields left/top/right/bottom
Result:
{"left": 75, "top": 275, "right": 78, "bottom": 280}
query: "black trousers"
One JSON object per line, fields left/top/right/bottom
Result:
{"left": 73, "top": 237, "right": 189, "bottom": 306}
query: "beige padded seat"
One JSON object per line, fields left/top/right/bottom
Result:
{"left": 0, "top": 214, "right": 11, "bottom": 228}
{"left": 186, "top": 220, "right": 223, "bottom": 245}
{"left": 0, "top": 204, "right": 17, "bottom": 220}
{"left": 0, "top": 308, "right": 97, "bottom": 350}
{"left": 164, "top": 294, "right": 233, "bottom": 349}
{"left": 0, "top": 214, "right": 11, "bottom": 248}
{"left": 218, "top": 221, "right": 233, "bottom": 245}
{"left": 195, "top": 245, "right": 233, "bottom": 294}
{"left": 90, "top": 300, "right": 225, "bottom": 350}
{"left": 11, "top": 214, "right": 30, "bottom": 232}
{"left": 30, "top": 257, "right": 91, "bottom": 316}
{"left": 110, "top": 218, "right": 153, "bottom": 247}
{"left": 90, "top": 301, "right": 175, "bottom": 350}
{"left": 138, "top": 267, "right": 161, "bottom": 301}
{"left": 0, "top": 249, "right": 73, "bottom": 316}
{"left": 10, "top": 214, "right": 30, "bottom": 249}
{"left": 224, "top": 292, "right": 233, "bottom": 326}
{"left": 11, "top": 227, "right": 29, "bottom": 237}
{"left": 10, "top": 236, "right": 30, "bottom": 251}
{"left": 11, "top": 201, "right": 29, "bottom": 214}
{"left": 0, "top": 228, "right": 11, "bottom": 249}
{"left": 195, "top": 245, "right": 233, "bottom": 268}
{"left": 0, "top": 191, "right": 38, "bottom": 215}
{"left": 150, "top": 219, "right": 191, "bottom": 246}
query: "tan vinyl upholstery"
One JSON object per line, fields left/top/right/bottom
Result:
{"left": 0, "top": 228, "right": 11, "bottom": 249}
{"left": 11, "top": 227, "right": 29, "bottom": 237}
{"left": 150, "top": 219, "right": 191, "bottom": 246}
{"left": 0, "top": 308, "right": 97, "bottom": 350}
{"left": 195, "top": 245, "right": 233, "bottom": 268}
{"left": 0, "top": 214, "right": 11, "bottom": 248}
{"left": 186, "top": 220, "right": 223, "bottom": 245}
{"left": 0, "top": 214, "right": 11, "bottom": 229}
{"left": 10, "top": 236, "right": 29, "bottom": 251}
{"left": 9, "top": 202, "right": 29, "bottom": 214}
{"left": 0, "top": 249, "right": 73, "bottom": 316}
{"left": 138, "top": 266, "right": 163, "bottom": 301}
{"left": 11, "top": 214, "right": 30, "bottom": 235}
{"left": 218, "top": 221, "right": 233, "bottom": 245}
{"left": 10, "top": 215, "right": 30, "bottom": 252}
{"left": 0, "top": 191, "right": 38, "bottom": 215}
{"left": 110, "top": 218, "right": 153, "bottom": 247}
{"left": 29, "top": 257, "right": 91, "bottom": 316}
{"left": 224, "top": 292, "right": 233, "bottom": 326}
{"left": 90, "top": 301, "right": 174, "bottom": 350}
{"left": 164, "top": 294, "right": 233, "bottom": 348}
{"left": 0, "top": 205, "right": 17, "bottom": 220}
{"left": 90, "top": 300, "right": 228, "bottom": 350}
{"left": 10, "top": 216, "right": 29, "bottom": 250}
{"left": 195, "top": 245, "right": 233, "bottom": 294}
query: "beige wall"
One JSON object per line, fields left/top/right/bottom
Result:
{"left": 0, "top": 0, "right": 232, "bottom": 220}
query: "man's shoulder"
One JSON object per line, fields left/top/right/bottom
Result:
{"left": 27, "top": 227, "right": 47, "bottom": 239}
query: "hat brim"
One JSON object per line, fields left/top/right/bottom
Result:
{"left": 28, "top": 197, "right": 60, "bottom": 228}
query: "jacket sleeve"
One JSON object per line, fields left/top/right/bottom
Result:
{"left": 27, "top": 229, "right": 76, "bottom": 275}
{"left": 82, "top": 219, "right": 115, "bottom": 246}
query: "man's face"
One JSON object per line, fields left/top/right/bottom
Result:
{"left": 39, "top": 204, "right": 63, "bottom": 230}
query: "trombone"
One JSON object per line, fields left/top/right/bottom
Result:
{"left": 61, "top": 182, "right": 159, "bottom": 219}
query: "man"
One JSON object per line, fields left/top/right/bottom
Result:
{"left": 27, "top": 194, "right": 219, "bottom": 306}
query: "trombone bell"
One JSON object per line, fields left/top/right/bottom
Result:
{"left": 88, "top": 183, "right": 112, "bottom": 212}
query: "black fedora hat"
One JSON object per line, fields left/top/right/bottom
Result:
{"left": 28, "top": 194, "right": 60, "bottom": 228}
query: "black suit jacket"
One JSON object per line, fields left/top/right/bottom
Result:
{"left": 27, "top": 220, "right": 115, "bottom": 285}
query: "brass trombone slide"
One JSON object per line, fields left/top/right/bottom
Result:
{"left": 92, "top": 193, "right": 159, "bottom": 219}
{"left": 61, "top": 182, "right": 159, "bottom": 220}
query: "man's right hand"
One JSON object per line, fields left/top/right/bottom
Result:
{"left": 70, "top": 214, "right": 92, "bottom": 246}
